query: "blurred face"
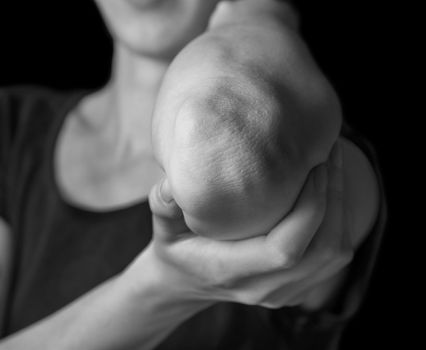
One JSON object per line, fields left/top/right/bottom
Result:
{"left": 95, "top": 0, "right": 221, "bottom": 59}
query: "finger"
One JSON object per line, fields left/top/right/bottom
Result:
{"left": 229, "top": 232, "right": 345, "bottom": 301}
{"left": 265, "top": 162, "right": 328, "bottom": 267}
{"left": 248, "top": 248, "right": 352, "bottom": 309}
{"left": 211, "top": 163, "right": 328, "bottom": 277}
{"left": 228, "top": 247, "right": 330, "bottom": 305}
{"left": 257, "top": 143, "right": 350, "bottom": 307}
{"left": 156, "top": 154, "right": 328, "bottom": 296}
{"left": 179, "top": 163, "right": 328, "bottom": 286}
{"left": 149, "top": 177, "right": 181, "bottom": 218}
{"left": 230, "top": 144, "right": 347, "bottom": 304}
{"left": 280, "top": 250, "right": 353, "bottom": 306}
{"left": 149, "top": 177, "right": 188, "bottom": 241}
{"left": 261, "top": 141, "right": 345, "bottom": 273}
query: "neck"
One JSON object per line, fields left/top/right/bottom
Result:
{"left": 88, "top": 43, "right": 171, "bottom": 158}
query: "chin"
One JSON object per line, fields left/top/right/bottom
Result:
{"left": 116, "top": 20, "right": 202, "bottom": 60}
{"left": 97, "top": 0, "right": 219, "bottom": 60}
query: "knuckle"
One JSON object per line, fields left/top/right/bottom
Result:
{"left": 270, "top": 248, "right": 301, "bottom": 269}
{"left": 237, "top": 290, "right": 268, "bottom": 307}
{"left": 240, "top": 294, "right": 260, "bottom": 306}
{"left": 260, "top": 300, "right": 283, "bottom": 310}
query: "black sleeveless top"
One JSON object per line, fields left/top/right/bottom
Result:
{"left": 0, "top": 86, "right": 387, "bottom": 349}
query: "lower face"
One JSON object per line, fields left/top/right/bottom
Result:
{"left": 95, "top": 0, "right": 221, "bottom": 59}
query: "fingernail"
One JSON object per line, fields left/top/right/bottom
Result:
{"left": 313, "top": 163, "right": 328, "bottom": 193}
{"left": 159, "top": 178, "right": 174, "bottom": 203}
{"left": 330, "top": 141, "right": 343, "bottom": 168}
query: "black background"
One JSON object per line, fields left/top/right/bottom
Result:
{"left": 0, "top": 1, "right": 410, "bottom": 349}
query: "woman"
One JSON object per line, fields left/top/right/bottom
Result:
{"left": 0, "top": 0, "right": 386, "bottom": 349}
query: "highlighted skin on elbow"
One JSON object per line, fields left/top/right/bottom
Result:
{"left": 167, "top": 83, "right": 305, "bottom": 240}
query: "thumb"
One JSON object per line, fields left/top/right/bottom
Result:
{"left": 149, "top": 177, "right": 188, "bottom": 241}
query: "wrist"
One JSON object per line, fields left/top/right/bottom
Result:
{"left": 119, "top": 244, "right": 213, "bottom": 314}
{"left": 109, "top": 246, "right": 213, "bottom": 349}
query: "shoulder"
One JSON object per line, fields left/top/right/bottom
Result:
{"left": 0, "top": 84, "right": 69, "bottom": 106}
{"left": 0, "top": 85, "right": 84, "bottom": 152}
{"left": 0, "top": 85, "right": 84, "bottom": 222}
{"left": 0, "top": 85, "right": 76, "bottom": 123}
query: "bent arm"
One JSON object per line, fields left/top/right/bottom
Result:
{"left": 152, "top": 0, "right": 341, "bottom": 240}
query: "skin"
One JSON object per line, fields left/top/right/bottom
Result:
{"left": 152, "top": 0, "right": 341, "bottom": 239}
{"left": 0, "top": 0, "right": 380, "bottom": 348}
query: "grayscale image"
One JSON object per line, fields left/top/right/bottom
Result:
{"left": 0, "top": 1, "right": 400, "bottom": 349}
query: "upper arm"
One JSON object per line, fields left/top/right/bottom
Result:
{"left": 341, "top": 137, "right": 380, "bottom": 248}
{"left": 300, "top": 137, "right": 381, "bottom": 310}
{"left": 0, "top": 217, "right": 12, "bottom": 331}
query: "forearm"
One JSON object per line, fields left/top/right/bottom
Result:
{"left": 0, "top": 253, "right": 210, "bottom": 350}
